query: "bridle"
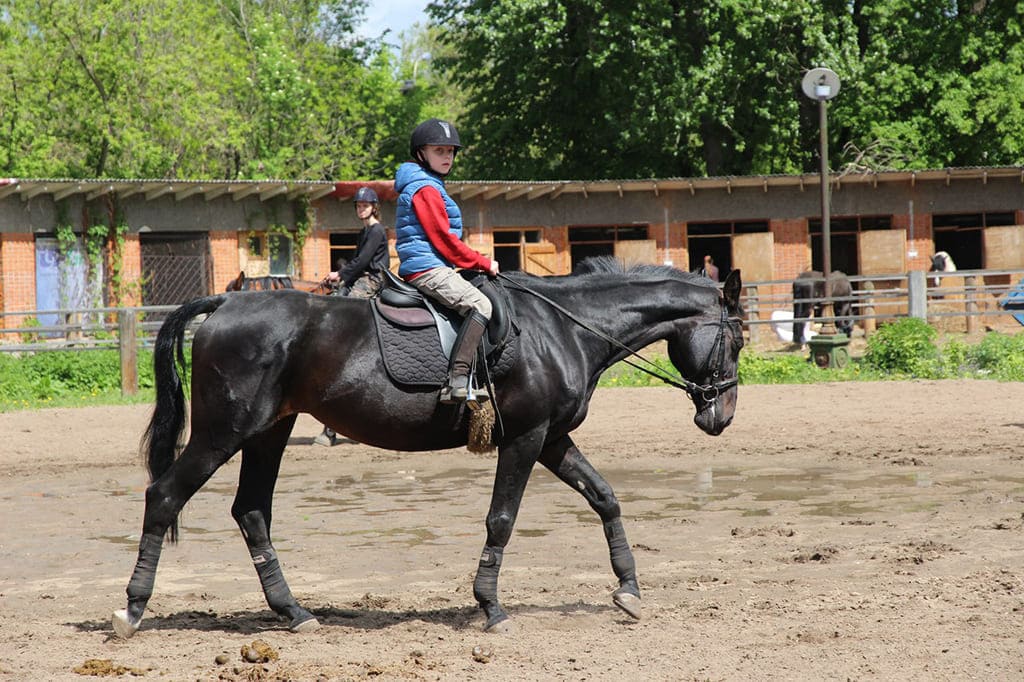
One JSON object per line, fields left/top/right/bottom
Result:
{"left": 496, "top": 273, "right": 742, "bottom": 402}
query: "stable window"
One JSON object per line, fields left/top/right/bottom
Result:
{"left": 493, "top": 229, "right": 541, "bottom": 272}
{"left": 931, "top": 212, "right": 1012, "bottom": 270}
{"left": 329, "top": 232, "right": 360, "bottom": 271}
{"left": 569, "top": 225, "right": 649, "bottom": 270}
{"left": 268, "top": 233, "right": 294, "bottom": 276}
{"left": 807, "top": 214, "right": 892, "bottom": 275}
{"left": 686, "top": 220, "right": 768, "bottom": 273}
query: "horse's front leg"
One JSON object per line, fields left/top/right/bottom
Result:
{"left": 538, "top": 435, "right": 641, "bottom": 620}
{"left": 231, "top": 416, "right": 319, "bottom": 633}
{"left": 473, "top": 428, "right": 545, "bottom": 632}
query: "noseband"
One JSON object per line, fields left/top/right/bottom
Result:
{"left": 496, "top": 273, "right": 740, "bottom": 402}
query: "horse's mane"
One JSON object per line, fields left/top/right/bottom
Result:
{"left": 570, "top": 255, "right": 716, "bottom": 287}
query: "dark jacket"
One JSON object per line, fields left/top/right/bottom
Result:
{"left": 338, "top": 222, "right": 389, "bottom": 287}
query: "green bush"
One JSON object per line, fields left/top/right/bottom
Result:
{"left": 0, "top": 350, "right": 155, "bottom": 409}
{"left": 863, "top": 318, "right": 940, "bottom": 377}
{"left": 965, "top": 332, "right": 1024, "bottom": 381}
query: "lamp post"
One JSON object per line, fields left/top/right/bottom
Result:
{"left": 800, "top": 67, "right": 850, "bottom": 368}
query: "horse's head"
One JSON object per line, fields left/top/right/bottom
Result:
{"left": 667, "top": 269, "right": 744, "bottom": 436}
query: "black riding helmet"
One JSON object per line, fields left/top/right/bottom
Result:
{"left": 353, "top": 187, "right": 379, "bottom": 204}
{"left": 410, "top": 118, "right": 462, "bottom": 169}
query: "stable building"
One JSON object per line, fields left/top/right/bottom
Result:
{"left": 1, "top": 167, "right": 1023, "bottom": 329}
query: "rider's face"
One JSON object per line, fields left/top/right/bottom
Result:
{"left": 354, "top": 201, "right": 375, "bottom": 220}
{"left": 422, "top": 145, "right": 455, "bottom": 175}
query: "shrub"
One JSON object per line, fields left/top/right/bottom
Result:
{"left": 863, "top": 318, "right": 939, "bottom": 377}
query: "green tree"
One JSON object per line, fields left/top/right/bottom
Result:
{"left": 430, "top": 0, "right": 1024, "bottom": 180}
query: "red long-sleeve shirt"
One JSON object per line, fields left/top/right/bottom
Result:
{"left": 407, "top": 185, "right": 491, "bottom": 279}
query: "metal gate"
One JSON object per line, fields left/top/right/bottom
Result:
{"left": 140, "top": 233, "right": 211, "bottom": 308}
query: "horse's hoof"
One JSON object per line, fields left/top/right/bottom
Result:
{"left": 112, "top": 609, "right": 140, "bottom": 639}
{"left": 483, "top": 615, "right": 513, "bottom": 634}
{"left": 290, "top": 616, "right": 320, "bottom": 633}
{"left": 612, "top": 591, "right": 642, "bottom": 620}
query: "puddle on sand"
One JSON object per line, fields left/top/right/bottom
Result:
{"left": 96, "top": 462, "right": 1024, "bottom": 549}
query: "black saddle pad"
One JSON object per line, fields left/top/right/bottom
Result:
{"left": 372, "top": 302, "right": 520, "bottom": 388}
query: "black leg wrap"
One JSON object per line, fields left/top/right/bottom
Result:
{"left": 125, "top": 532, "right": 163, "bottom": 622}
{"left": 250, "top": 545, "right": 315, "bottom": 629}
{"left": 604, "top": 519, "right": 638, "bottom": 594}
{"left": 473, "top": 545, "right": 508, "bottom": 628}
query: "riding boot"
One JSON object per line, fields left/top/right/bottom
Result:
{"left": 441, "top": 312, "right": 490, "bottom": 405}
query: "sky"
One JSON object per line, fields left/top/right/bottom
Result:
{"left": 359, "top": 0, "right": 432, "bottom": 41}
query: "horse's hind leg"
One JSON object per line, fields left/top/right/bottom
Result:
{"left": 113, "top": 443, "right": 236, "bottom": 638}
{"left": 230, "top": 415, "right": 318, "bottom": 633}
{"left": 538, "top": 435, "right": 641, "bottom": 620}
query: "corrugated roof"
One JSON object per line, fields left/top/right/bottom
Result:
{"left": 1, "top": 166, "right": 1021, "bottom": 204}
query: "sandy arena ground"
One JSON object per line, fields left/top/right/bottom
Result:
{"left": 1, "top": 382, "right": 1023, "bottom": 681}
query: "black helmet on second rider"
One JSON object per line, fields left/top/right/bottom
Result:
{"left": 410, "top": 118, "right": 462, "bottom": 172}
{"left": 353, "top": 186, "right": 379, "bottom": 205}
{"left": 353, "top": 186, "right": 381, "bottom": 220}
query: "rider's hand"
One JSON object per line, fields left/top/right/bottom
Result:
{"left": 488, "top": 260, "right": 500, "bottom": 276}
{"left": 327, "top": 272, "right": 340, "bottom": 282}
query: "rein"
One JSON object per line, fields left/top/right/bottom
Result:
{"left": 495, "top": 273, "right": 739, "bottom": 401}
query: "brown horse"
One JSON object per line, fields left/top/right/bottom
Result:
{"left": 225, "top": 271, "right": 334, "bottom": 295}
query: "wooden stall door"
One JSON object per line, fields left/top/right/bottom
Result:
{"left": 614, "top": 239, "right": 657, "bottom": 267}
{"left": 523, "top": 243, "right": 561, "bottom": 275}
{"left": 858, "top": 230, "right": 907, "bottom": 319}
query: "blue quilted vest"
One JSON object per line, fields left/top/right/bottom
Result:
{"left": 394, "top": 162, "right": 463, "bottom": 277}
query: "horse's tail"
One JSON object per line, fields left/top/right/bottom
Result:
{"left": 139, "top": 294, "right": 229, "bottom": 543}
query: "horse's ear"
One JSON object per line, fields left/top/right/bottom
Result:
{"left": 722, "top": 269, "right": 742, "bottom": 313}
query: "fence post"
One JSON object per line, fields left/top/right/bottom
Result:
{"left": 862, "top": 281, "right": 876, "bottom": 337}
{"left": 119, "top": 308, "right": 138, "bottom": 396}
{"left": 965, "top": 275, "right": 978, "bottom": 334}
{"left": 745, "top": 285, "right": 759, "bottom": 345}
{"left": 907, "top": 270, "right": 927, "bottom": 320}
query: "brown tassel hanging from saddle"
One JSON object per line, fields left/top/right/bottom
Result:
{"left": 467, "top": 402, "right": 496, "bottom": 454}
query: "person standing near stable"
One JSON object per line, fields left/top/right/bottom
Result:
{"left": 327, "top": 186, "right": 390, "bottom": 298}
{"left": 393, "top": 118, "right": 498, "bottom": 405}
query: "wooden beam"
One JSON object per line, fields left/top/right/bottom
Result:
{"left": 231, "top": 184, "right": 261, "bottom": 201}
{"left": 144, "top": 185, "right": 174, "bottom": 201}
{"left": 86, "top": 185, "right": 115, "bottom": 201}
{"left": 0, "top": 183, "right": 21, "bottom": 199}
{"left": 456, "top": 185, "right": 490, "bottom": 200}
{"left": 259, "top": 184, "right": 289, "bottom": 201}
{"left": 174, "top": 185, "right": 205, "bottom": 201}
{"left": 306, "top": 186, "right": 337, "bottom": 201}
{"left": 116, "top": 184, "right": 145, "bottom": 200}
{"left": 22, "top": 184, "right": 51, "bottom": 200}
{"left": 482, "top": 186, "right": 511, "bottom": 200}
{"left": 527, "top": 185, "right": 557, "bottom": 200}
{"left": 53, "top": 184, "right": 86, "bottom": 201}
{"left": 203, "top": 185, "right": 230, "bottom": 201}
{"left": 504, "top": 186, "right": 534, "bottom": 200}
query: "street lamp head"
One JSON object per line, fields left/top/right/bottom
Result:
{"left": 801, "top": 67, "right": 841, "bottom": 101}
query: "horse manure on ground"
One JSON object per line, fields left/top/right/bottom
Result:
{"left": 72, "top": 658, "right": 148, "bottom": 676}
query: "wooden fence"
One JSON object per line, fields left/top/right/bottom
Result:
{"left": 2, "top": 268, "right": 1023, "bottom": 394}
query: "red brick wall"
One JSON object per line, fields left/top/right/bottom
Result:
{"left": 1, "top": 234, "right": 36, "bottom": 329}
{"left": 892, "top": 212, "right": 933, "bottom": 271}
{"left": 771, "top": 218, "right": 810, "bottom": 280}
{"left": 114, "top": 234, "right": 142, "bottom": 306}
{"left": 209, "top": 230, "right": 240, "bottom": 294}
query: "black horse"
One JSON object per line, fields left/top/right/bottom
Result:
{"left": 792, "top": 270, "right": 854, "bottom": 344}
{"left": 113, "top": 259, "right": 744, "bottom": 637}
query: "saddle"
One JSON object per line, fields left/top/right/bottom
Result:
{"left": 371, "top": 270, "right": 519, "bottom": 387}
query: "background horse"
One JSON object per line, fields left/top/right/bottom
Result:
{"left": 929, "top": 251, "right": 957, "bottom": 296}
{"left": 226, "top": 270, "right": 334, "bottom": 295}
{"left": 792, "top": 270, "right": 854, "bottom": 344}
{"left": 113, "top": 260, "right": 744, "bottom": 637}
